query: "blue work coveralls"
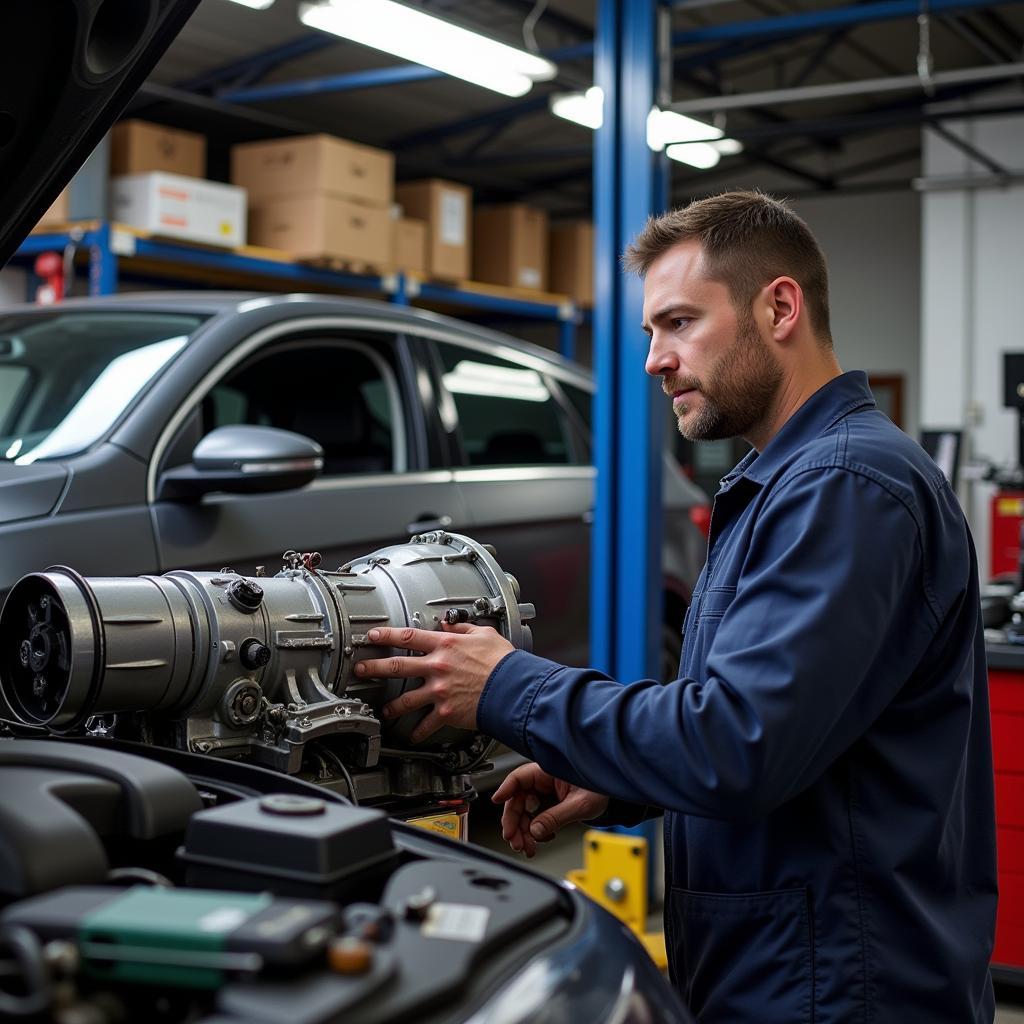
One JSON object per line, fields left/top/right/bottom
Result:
{"left": 478, "top": 371, "right": 997, "bottom": 1022}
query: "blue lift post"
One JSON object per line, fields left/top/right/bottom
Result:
{"left": 592, "top": 0, "right": 663, "bottom": 684}
{"left": 591, "top": 0, "right": 665, "bottom": 888}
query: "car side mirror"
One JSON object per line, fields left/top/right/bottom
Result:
{"left": 156, "top": 425, "right": 324, "bottom": 502}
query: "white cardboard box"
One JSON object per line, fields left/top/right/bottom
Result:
{"left": 111, "top": 172, "right": 246, "bottom": 248}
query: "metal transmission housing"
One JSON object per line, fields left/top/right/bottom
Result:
{"left": 0, "top": 532, "right": 534, "bottom": 804}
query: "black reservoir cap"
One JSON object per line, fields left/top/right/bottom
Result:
{"left": 179, "top": 795, "right": 397, "bottom": 897}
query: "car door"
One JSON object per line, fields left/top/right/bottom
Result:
{"left": 424, "top": 334, "right": 593, "bottom": 667}
{"left": 151, "top": 324, "right": 467, "bottom": 575}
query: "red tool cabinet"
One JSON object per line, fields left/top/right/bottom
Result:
{"left": 990, "top": 650, "right": 1024, "bottom": 978}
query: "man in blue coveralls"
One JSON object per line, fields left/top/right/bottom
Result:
{"left": 355, "top": 191, "right": 997, "bottom": 1022}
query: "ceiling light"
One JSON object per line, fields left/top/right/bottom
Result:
{"left": 665, "top": 143, "right": 722, "bottom": 170}
{"left": 712, "top": 138, "right": 744, "bottom": 156}
{"left": 550, "top": 86, "right": 738, "bottom": 169}
{"left": 299, "top": 0, "right": 557, "bottom": 98}
{"left": 550, "top": 85, "right": 604, "bottom": 130}
{"left": 224, "top": 0, "right": 276, "bottom": 8}
{"left": 647, "top": 108, "right": 723, "bottom": 150}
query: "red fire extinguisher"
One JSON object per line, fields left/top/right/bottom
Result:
{"left": 33, "top": 251, "right": 65, "bottom": 305}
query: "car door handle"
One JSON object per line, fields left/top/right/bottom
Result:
{"left": 407, "top": 514, "right": 454, "bottom": 533}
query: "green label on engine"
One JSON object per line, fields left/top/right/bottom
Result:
{"left": 80, "top": 887, "right": 271, "bottom": 989}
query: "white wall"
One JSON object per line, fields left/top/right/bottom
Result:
{"left": 920, "top": 107, "right": 1024, "bottom": 574}
{"left": 793, "top": 191, "right": 922, "bottom": 433}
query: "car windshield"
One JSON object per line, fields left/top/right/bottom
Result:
{"left": 0, "top": 311, "right": 204, "bottom": 464}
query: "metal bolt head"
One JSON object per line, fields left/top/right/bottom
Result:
{"left": 604, "top": 877, "right": 627, "bottom": 903}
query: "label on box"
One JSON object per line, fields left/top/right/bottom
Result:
{"left": 421, "top": 903, "right": 489, "bottom": 942}
{"left": 519, "top": 267, "right": 541, "bottom": 289}
{"left": 440, "top": 191, "right": 466, "bottom": 246}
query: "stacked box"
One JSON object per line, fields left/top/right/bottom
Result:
{"left": 395, "top": 180, "right": 472, "bottom": 282}
{"left": 473, "top": 204, "right": 548, "bottom": 291}
{"left": 393, "top": 217, "right": 428, "bottom": 275}
{"left": 549, "top": 221, "right": 594, "bottom": 305}
{"left": 111, "top": 120, "right": 206, "bottom": 177}
{"left": 111, "top": 173, "right": 247, "bottom": 248}
{"left": 232, "top": 134, "right": 395, "bottom": 267}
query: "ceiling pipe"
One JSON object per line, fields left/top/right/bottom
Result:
{"left": 669, "top": 61, "right": 1024, "bottom": 115}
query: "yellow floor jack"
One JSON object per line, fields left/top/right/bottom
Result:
{"left": 566, "top": 830, "right": 667, "bottom": 968}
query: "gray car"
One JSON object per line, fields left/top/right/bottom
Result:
{"left": 0, "top": 292, "right": 708, "bottom": 686}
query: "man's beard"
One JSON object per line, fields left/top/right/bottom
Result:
{"left": 665, "top": 315, "right": 783, "bottom": 442}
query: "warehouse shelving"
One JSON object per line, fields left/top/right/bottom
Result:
{"left": 13, "top": 221, "right": 585, "bottom": 359}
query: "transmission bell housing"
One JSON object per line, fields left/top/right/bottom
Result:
{"left": 0, "top": 531, "right": 534, "bottom": 807}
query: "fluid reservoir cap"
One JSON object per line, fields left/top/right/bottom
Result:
{"left": 259, "top": 794, "right": 326, "bottom": 816}
{"left": 228, "top": 578, "right": 264, "bottom": 613}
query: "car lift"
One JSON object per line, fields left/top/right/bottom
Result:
{"left": 567, "top": 829, "right": 667, "bottom": 969}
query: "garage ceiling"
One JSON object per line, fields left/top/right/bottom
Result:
{"left": 129, "top": 0, "right": 1024, "bottom": 216}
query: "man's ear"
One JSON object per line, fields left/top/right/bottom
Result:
{"left": 763, "top": 277, "right": 803, "bottom": 342}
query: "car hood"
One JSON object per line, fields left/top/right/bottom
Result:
{"left": 0, "top": 0, "right": 201, "bottom": 267}
{"left": 0, "top": 461, "right": 69, "bottom": 525}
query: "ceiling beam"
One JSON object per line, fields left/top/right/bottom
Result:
{"left": 668, "top": 61, "right": 1024, "bottom": 115}
{"left": 176, "top": 35, "right": 335, "bottom": 94}
{"left": 672, "top": 0, "right": 1024, "bottom": 45}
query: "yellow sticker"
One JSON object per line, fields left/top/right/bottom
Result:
{"left": 997, "top": 499, "right": 1024, "bottom": 516}
{"left": 407, "top": 812, "right": 466, "bottom": 842}
{"left": 219, "top": 221, "right": 233, "bottom": 236}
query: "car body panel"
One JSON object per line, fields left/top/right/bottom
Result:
{"left": 0, "top": 461, "right": 69, "bottom": 524}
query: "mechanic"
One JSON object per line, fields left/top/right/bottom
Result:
{"left": 355, "top": 190, "right": 997, "bottom": 1022}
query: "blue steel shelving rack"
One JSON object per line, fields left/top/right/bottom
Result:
{"left": 12, "top": 222, "right": 584, "bottom": 359}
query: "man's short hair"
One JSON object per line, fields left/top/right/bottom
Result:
{"left": 623, "top": 190, "right": 833, "bottom": 347}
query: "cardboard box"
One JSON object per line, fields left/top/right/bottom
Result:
{"left": 111, "top": 173, "right": 246, "bottom": 248}
{"left": 249, "top": 194, "right": 392, "bottom": 267}
{"left": 395, "top": 179, "right": 471, "bottom": 282}
{"left": 549, "top": 221, "right": 594, "bottom": 305}
{"left": 111, "top": 120, "right": 206, "bottom": 178}
{"left": 473, "top": 204, "right": 549, "bottom": 292}
{"left": 393, "top": 217, "right": 427, "bottom": 275}
{"left": 231, "top": 134, "right": 394, "bottom": 207}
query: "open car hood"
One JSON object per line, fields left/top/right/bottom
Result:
{"left": 0, "top": 0, "right": 202, "bottom": 267}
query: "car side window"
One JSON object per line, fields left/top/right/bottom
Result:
{"left": 561, "top": 382, "right": 593, "bottom": 461}
{"left": 437, "top": 342, "right": 577, "bottom": 466}
{"left": 201, "top": 340, "right": 403, "bottom": 476}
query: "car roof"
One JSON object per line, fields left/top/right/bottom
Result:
{"left": 0, "top": 291, "right": 593, "bottom": 385}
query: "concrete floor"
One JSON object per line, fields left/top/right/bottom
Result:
{"left": 467, "top": 801, "right": 1024, "bottom": 1022}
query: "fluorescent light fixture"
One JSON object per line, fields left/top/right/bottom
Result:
{"left": 712, "top": 137, "right": 744, "bottom": 156}
{"left": 647, "top": 108, "right": 724, "bottom": 149}
{"left": 550, "top": 85, "right": 604, "bottom": 130}
{"left": 299, "top": 0, "right": 557, "bottom": 98}
{"left": 665, "top": 143, "right": 722, "bottom": 170}
{"left": 224, "top": 0, "right": 276, "bottom": 8}
{"left": 550, "top": 86, "right": 738, "bottom": 169}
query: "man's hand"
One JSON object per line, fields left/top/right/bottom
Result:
{"left": 492, "top": 762, "right": 609, "bottom": 858}
{"left": 354, "top": 623, "right": 513, "bottom": 743}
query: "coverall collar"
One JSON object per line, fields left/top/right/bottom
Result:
{"left": 729, "top": 370, "right": 877, "bottom": 489}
